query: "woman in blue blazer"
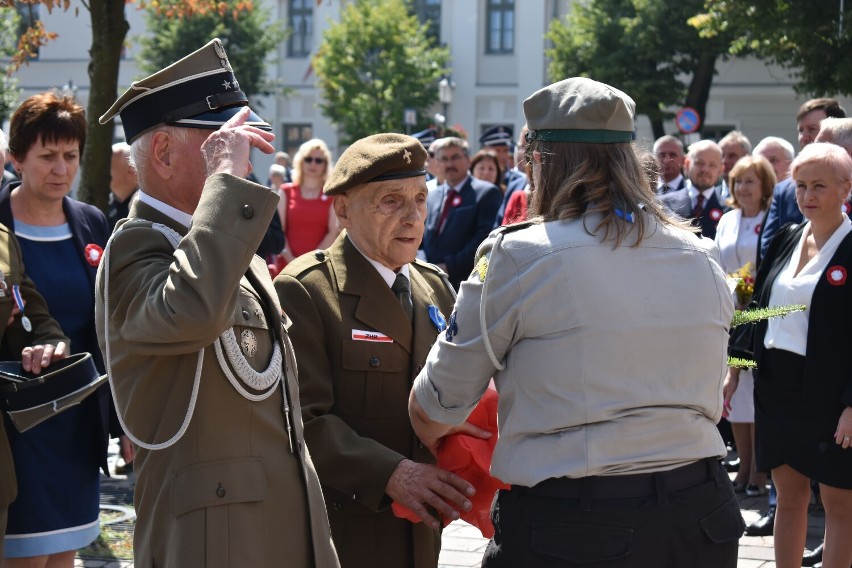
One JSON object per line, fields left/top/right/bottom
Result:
{"left": 0, "top": 92, "right": 121, "bottom": 567}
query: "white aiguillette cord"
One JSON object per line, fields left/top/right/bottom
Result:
{"left": 101, "top": 221, "right": 287, "bottom": 451}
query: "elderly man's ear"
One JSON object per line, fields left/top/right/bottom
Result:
{"left": 333, "top": 194, "right": 352, "bottom": 228}
{"left": 150, "top": 132, "right": 174, "bottom": 178}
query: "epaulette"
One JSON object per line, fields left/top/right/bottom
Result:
{"left": 412, "top": 257, "right": 446, "bottom": 275}
{"left": 494, "top": 220, "right": 536, "bottom": 235}
{"left": 283, "top": 249, "right": 330, "bottom": 277}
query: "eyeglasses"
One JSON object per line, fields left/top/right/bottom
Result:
{"left": 303, "top": 157, "right": 326, "bottom": 165}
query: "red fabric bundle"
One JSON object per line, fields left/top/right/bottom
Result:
{"left": 393, "top": 384, "right": 508, "bottom": 538}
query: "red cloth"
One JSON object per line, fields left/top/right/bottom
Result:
{"left": 502, "top": 189, "right": 529, "bottom": 226}
{"left": 392, "top": 385, "right": 508, "bottom": 538}
{"left": 269, "top": 183, "right": 334, "bottom": 275}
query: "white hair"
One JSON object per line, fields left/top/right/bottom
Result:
{"left": 129, "top": 126, "right": 189, "bottom": 187}
{"left": 753, "top": 136, "right": 795, "bottom": 160}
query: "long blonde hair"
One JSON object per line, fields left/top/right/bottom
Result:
{"left": 292, "top": 138, "right": 334, "bottom": 185}
{"left": 528, "top": 140, "right": 693, "bottom": 246}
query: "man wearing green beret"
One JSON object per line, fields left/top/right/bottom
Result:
{"left": 275, "top": 133, "right": 489, "bottom": 568}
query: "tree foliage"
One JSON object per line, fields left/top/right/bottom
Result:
{"left": 692, "top": 0, "right": 852, "bottom": 97}
{"left": 138, "top": 0, "right": 286, "bottom": 100}
{"left": 2, "top": 0, "right": 256, "bottom": 211}
{"left": 0, "top": 8, "right": 22, "bottom": 123}
{"left": 546, "top": 0, "right": 733, "bottom": 138}
{"left": 313, "top": 0, "right": 449, "bottom": 144}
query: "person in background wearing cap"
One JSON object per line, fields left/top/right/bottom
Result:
{"left": 421, "top": 137, "right": 502, "bottom": 288}
{"left": 410, "top": 77, "right": 744, "bottom": 567}
{"left": 274, "top": 133, "right": 489, "bottom": 568}
{"left": 493, "top": 125, "right": 530, "bottom": 228}
{"left": 479, "top": 125, "right": 517, "bottom": 187}
{"left": 0, "top": 222, "right": 69, "bottom": 567}
{"left": 95, "top": 39, "right": 338, "bottom": 568}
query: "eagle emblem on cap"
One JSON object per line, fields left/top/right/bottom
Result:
{"left": 403, "top": 148, "right": 411, "bottom": 164}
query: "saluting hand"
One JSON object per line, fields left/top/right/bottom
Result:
{"left": 385, "top": 459, "right": 475, "bottom": 530}
{"left": 201, "top": 106, "right": 276, "bottom": 179}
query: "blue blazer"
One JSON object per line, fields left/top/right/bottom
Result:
{"left": 422, "top": 176, "right": 502, "bottom": 288}
{"left": 0, "top": 184, "right": 116, "bottom": 473}
{"left": 760, "top": 178, "right": 803, "bottom": 261}
{"left": 659, "top": 183, "right": 730, "bottom": 240}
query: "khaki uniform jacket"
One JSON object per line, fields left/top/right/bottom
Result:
{"left": 95, "top": 175, "right": 338, "bottom": 568}
{"left": 0, "top": 223, "right": 67, "bottom": 560}
{"left": 275, "top": 233, "right": 455, "bottom": 568}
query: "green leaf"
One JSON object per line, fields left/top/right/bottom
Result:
{"left": 731, "top": 304, "right": 807, "bottom": 328}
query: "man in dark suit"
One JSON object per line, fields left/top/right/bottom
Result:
{"left": 654, "top": 135, "right": 687, "bottom": 195}
{"left": 659, "top": 139, "right": 729, "bottom": 240}
{"left": 421, "top": 137, "right": 501, "bottom": 288}
{"left": 761, "top": 98, "right": 846, "bottom": 260}
{"left": 275, "top": 133, "right": 485, "bottom": 568}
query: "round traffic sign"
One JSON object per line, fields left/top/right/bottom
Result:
{"left": 676, "top": 107, "right": 701, "bottom": 134}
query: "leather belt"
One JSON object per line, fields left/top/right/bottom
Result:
{"left": 512, "top": 458, "right": 722, "bottom": 500}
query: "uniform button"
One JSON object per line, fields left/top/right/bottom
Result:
{"left": 242, "top": 204, "right": 254, "bottom": 219}
{"left": 242, "top": 309, "right": 250, "bottom": 320}
{"left": 314, "top": 250, "right": 326, "bottom": 261}
{"left": 369, "top": 356, "right": 380, "bottom": 368}
{"left": 333, "top": 502, "right": 342, "bottom": 511}
{"left": 216, "top": 483, "right": 226, "bottom": 498}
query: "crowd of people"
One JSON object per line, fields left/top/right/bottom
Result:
{"left": 0, "top": 37, "right": 849, "bottom": 568}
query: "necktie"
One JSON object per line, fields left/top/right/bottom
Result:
{"left": 692, "top": 193, "right": 705, "bottom": 218}
{"left": 661, "top": 184, "right": 670, "bottom": 194}
{"left": 438, "top": 188, "right": 458, "bottom": 233}
{"left": 392, "top": 273, "right": 414, "bottom": 322}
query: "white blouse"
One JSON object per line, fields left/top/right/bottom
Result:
{"left": 715, "top": 209, "right": 763, "bottom": 274}
{"left": 764, "top": 217, "right": 852, "bottom": 355}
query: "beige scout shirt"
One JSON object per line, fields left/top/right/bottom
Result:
{"left": 413, "top": 213, "right": 734, "bottom": 487}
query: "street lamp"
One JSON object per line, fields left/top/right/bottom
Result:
{"left": 438, "top": 76, "right": 455, "bottom": 135}
{"left": 61, "top": 79, "right": 78, "bottom": 100}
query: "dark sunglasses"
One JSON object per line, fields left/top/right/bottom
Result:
{"left": 303, "top": 156, "right": 326, "bottom": 165}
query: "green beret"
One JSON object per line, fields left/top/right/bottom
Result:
{"left": 324, "top": 133, "right": 426, "bottom": 195}
{"left": 524, "top": 77, "right": 635, "bottom": 144}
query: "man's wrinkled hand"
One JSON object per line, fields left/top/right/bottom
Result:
{"left": 22, "top": 341, "right": 67, "bottom": 374}
{"left": 201, "top": 106, "right": 276, "bottom": 179}
{"left": 385, "top": 459, "right": 475, "bottom": 530}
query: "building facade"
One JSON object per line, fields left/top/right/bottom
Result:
{"left": 8, "top": 0, "right": 851, "bottom": 178}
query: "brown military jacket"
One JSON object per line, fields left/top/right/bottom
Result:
{"left": 0, "top": 223, "right": 68, "bottom": 559}
{"left": 95, "top": 175, "right": 338, "bottom": 568}
{"left": 275, "top": 232, "right": 456, "bottom": 568}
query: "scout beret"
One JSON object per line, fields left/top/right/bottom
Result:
{"left": 99, "top": 38, "right": 271, "bottom": 143}
{"left": 324, "top": 133, "right": 426, "bottom": 196}
{"left": 412, "top": 127, "right": 438, "bottom": 149}
{"left": 479, "top": 125, "right": 513, "bottom": 148}
{"left": 523, "top": 77, "right": 635, "bottom": 144}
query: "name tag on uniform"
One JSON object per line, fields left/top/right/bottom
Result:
{"left": 352, "top": 329, "right": 393, "bottom": 343}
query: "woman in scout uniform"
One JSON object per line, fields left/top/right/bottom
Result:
{"left": 410, "top": 77, "right": 744, "bottom": 567}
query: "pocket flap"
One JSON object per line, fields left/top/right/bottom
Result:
{"left": 171, "top": 457, "right": 268, "bottom": 516}
{"left": 699, "top": 497, "right": 745, "bottom": 544}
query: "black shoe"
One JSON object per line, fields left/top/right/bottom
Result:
{"left": 744, "top": 506, "right": 775, "bottom": 536}
{"left": 722, "top": 457, "right": 741, "bottom": 472}
{"left": 802, "top": 542, "right": 824, "bottom": 567}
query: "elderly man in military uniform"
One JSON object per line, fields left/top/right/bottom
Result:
{"left": 274, "top": 133, "right": 487, "bottom": 568}
{"left": 94, "top": 39, "right": 338, "bottom": 568}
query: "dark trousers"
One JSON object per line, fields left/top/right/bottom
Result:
{"left": 482, "top": 459, "right": 744, "bottom": 568}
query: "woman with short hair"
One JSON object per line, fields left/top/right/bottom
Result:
{"left": 731, "top": 142, "right": 852, "bottom": 568}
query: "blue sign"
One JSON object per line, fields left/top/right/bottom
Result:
{"left": 676, "top": 107, "right": 701, "bottom": 134}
